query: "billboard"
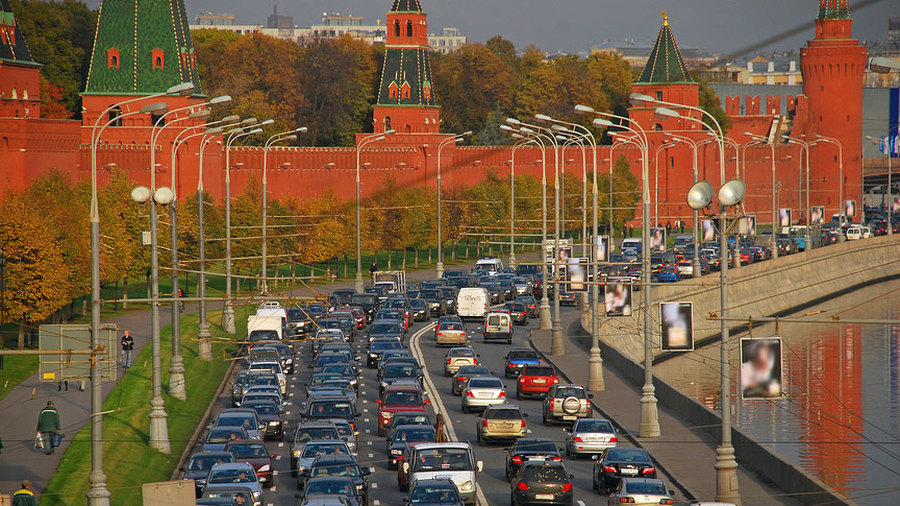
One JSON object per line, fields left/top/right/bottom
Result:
{"left": 39, "top": 324, "right": 118, "bottom": 382}
{"left": 595, "top": 235, "right": 610, "bottom": 263}
{"left": 650, "top": 227, "right": 666, "bottom": 251}
{"left": 811, "top": 206, "right": 825, "bottom": 226}
{"left": 604, "top": 278, "right": 632, "bottom": 316}
{"left": 778, "top": 208, "right": 792, "bottom": 228}
{"left": 701, "top": 220, "right": 717, "bottom": 242}
{"left": 740, "top": 337, "right": 784, "bottom": 400}
{"left": 567, "top": 258, "right": 588, "bottom": 292}
{"left": 659, "top": 302, "right": 694, "bottom": 351}
{"left": 844, "top": 200, "right": 857, "bottom": 219}
{"left": 737, "top": 215, "right": 756, "bottom": 236}
{"left": 554, "top": 245, "right": 572, "bottom": 277}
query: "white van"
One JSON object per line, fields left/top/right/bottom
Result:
{"left": 456, "top": 287, "right": 491, "bottom": 320}
{"left": 483, "top": 311, "right": 513, "bottom": 344}
{"left": 247, "top": 307, "right": 287, "bottom": 342}
{"left": 845, "top": 225, "right": 871, "bottom": 240}
{"left": 475, "top": 257, "right": 504, "bottom": 276}
{"left": 621, "top": 238, "right": 642, "bottom": 254}
{"left": 403, "top": 443, "right": 483, "bottom": 505}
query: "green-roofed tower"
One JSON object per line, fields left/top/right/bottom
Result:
{"left": 83, "top": 0, "right": 201, "bottom": 96}
{"left": 373, "top": 0, "right": 440, "bottom": 134}
{"left": 630, "top": 12, "right": 700, "bottom": 133}
{"left": 1, "top": 0, "right": 43, "bottom": 117}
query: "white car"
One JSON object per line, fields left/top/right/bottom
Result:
{"left": 565, "top": 417, "right": 617, "bottom": 456}
{"left": 248, "top": 360, "right": 286, "bottom": 394}
{"left": 845, "top": 225, "right": 871, "bottom": 240}
{"left": 460, "top": 376, "right": 507, "bottom": 413}
{"left": 608, "top": 478, "right": 675, "bottom": 506}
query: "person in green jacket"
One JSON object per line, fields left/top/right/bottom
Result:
{"left": 12, "top": 480, "right": 36, "bottom": 506}
{"left": 36, "top": 400, "right": 61, "bottom": 455}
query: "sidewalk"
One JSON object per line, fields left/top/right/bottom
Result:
{"left": 529, "top": 309, "right": 799, "bottom": 506}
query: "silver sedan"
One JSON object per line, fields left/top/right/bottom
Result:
{"left": 565, "top": 417, "right": 617, "bottom": 457}
{"left": 460, "top": 376, "right": 507, "bottom": 413}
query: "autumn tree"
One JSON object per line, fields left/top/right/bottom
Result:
{"left": 697, "top": 79, "right": 732, "bottom": 134}
{"left": 605, "top": 155, "right": 640, "bottom": 232}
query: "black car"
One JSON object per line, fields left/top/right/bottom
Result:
{"left": 451, "top": 365, "right": 493, "bottom": 396}
{"left": 510, "top": 460, "right": 574, "bottom": 506}
{"left": 592, "top": 447, "right": 656, "bottom": 494}
{"left": 503, "top": 303, "right": 529, "bottom": 325}
{"left": 367, "top": 321, "right": 405, "bottom": 344}
{"left": 181, "top": 451, "right": 235, "bottom": 497}
{"left": 505, "top": 438, "right": 563, "bottom": 480}
{"left": 300, "top": 454, "right": 371, "bottom": 504}
{"left": 241, "top": 400, "right": 285, "bottom": 439}
{"left": 379, "top": 362, "right": 424, "bottom": 396}
{"left": 409, "top": 298, "right": 431, "bottom": 322}
{"left": 332, "top": 289, "right": 356, "bottom": 306}
{"left": 404, "top": 478, "right": 464, "bottom": 506}
{"left": 515, "top": 295, "right": 539, "bottom": 318}
{"left": 386, "top": 424, "right": 437, "bottom": 470}
{"left": 418, "top": 289, "right": 448, "bottom": 316}
{"left": 367, "top": 338, "right": 403, "bottom": 367}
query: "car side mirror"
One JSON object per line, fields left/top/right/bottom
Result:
{"left": 375, "top": 400, "right": 382, "bottom": 405}
{"left": 476, "top": 460, "right": 484, "bottom": 472}
{"left": 299, "top": 470, "right": 310, "bottom": 477}
{"left": 562, "top": 427, "right": 570, "bottom": 432}
{"left": 591, "top": 454, "right": 599, "bottom": 460}
{"left": 178, "top": 466, "right": 186, "bottom": 472}
{"left": 669, "top": 489, "right": 676, "bottom": 496}
{"left": 362, "top": 468, "right": 372, "bottom": 476}
{"left": 521, "top": 413, "right": 528, "bottom": 418}
{"left": 588, "top": 393, "right": 594, "bottom": 399}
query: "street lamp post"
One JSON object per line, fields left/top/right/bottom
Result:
{"left": 744, "top": 133, "right": 780, "bottom": 257}
{"left": 579, "top": 104, "right": 660, "bottom": 438}
{"left": 509, "top": 138, "right": 538, "bottom": 269}
{"left": 196, "top": 130, "right": 225, "bottom": 361}
{"left": 355, "top": 132, "right": 393, "bottom": 293}
{"left": 88, "top": 88, "right": 185, "bottom": 503}
{"left": 784, "top": 136, "right": 813, "bottom": 249}
{"left": 665, "top": 132, "right": 703, "bottom": 275}
{"left": 262, "top": 127, "right": 306, "bottom": 295}
{"left": 814, "top": 135, "right": 844, "bottom": 239}
{"left": 654, "top": 142, "right": 674, "bottom": 228}
{"left": 865, "top": 136, "right": 892, "bottom": 235}
{"left": 436, "top": 131, "right": 472, "bottom": 279}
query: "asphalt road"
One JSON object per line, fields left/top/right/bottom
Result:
{"left": 184, "top": 297, "right": 691, "bottom": 506}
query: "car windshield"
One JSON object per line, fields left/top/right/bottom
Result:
{"left": 575, "top": 419, "right": 614, "bottom": 433}
{"left": 626, "top": 481, "right": 667, "bottom": 495}
{"left": 487, "top": 409, "right": 521, "bottom": 420}
{"left": 245, "top": 375, "right": 276, "bottom": 387}
{"left": 394, "top": 414, "right": 430, "bottom": 426}
{"left": 309, "top": 402, "right": 353, "bottom": 417}
{"left": 295, "top": 427, "right": 338, "bottom": 442}
{"left": 304, "top": 479, "right": 353, "bottom": 496}
{"left": 245, "top": 403, "right": 278, "bottom": 416}
{"left": 372, "top": 323, "right": 401, "bottom": 333}
{"left": 439, "top": 323, "right": 463, "bottom": 331}
{"left": 448, "top": 348, "right": 474, "bottom": 357}
{"left": 351, "top": 294, "right": 376, "bottom": 305}
{"left": 522, "top": 465, "right": 567, "bottom": 482}
{"left": 508, "top": 351, "right": 538, "bottom": 360}
{"left": 242, "top": 394, "right": 277, "bottom": 405}
{"left": 607, "top": 449, "right": 650, "bottom": 463}
{"left": 302, "top": 444, "right": 348, "bottom": 458}
{"left": 228, "top": 444, "right": 268, "bottom": 459}
{"left": 208, "top": 468, "right": 255, "bottom": 483}
{"left": 309, "top": 374, "right": 342, "bottom": 386}
{"left": 207, "top": 430, "right": 243, "bottom": 443}
{"left": 217, "top": 415, "right": 255, "bottom": 429}
{"left": 371, "top": 340, "right": 403, "bottom": 352}
{"left": 514, "top": 440, "right": 558, "bottom": 453}
{"left": 457, "top": 366, "right": 489, "bottom": 375}
{"left": 249, "top": 330, "right": 278, "bottom": 342}
{"left": 315, "top": 355, "right": 349, "bottom": 366}
{"left": 394, "top": 427, "right": 436, "bottom": 442}
{"left": 384, "top": 365, "right": 417, "bottom": 378}
{"left": 555, "top": 387, "right": 586, "bottom": 398}
{"left": 188, "top": 455, "right": 233, "bottom": 471}
{"left": 384, "top": 391, "right": 423, "bottom": 405}
{"left": 414, "top": 448, "right": 472, "bottom": 470}
{"left": 525, "top": 366, "right": 554, "bottom": 376}
{"left": 311, "top": 463, "right": 360, "bottom": 478}
{"left": 409, "top": 485, "right": 460, "bottom": 503}
{"left": 467, "top": 378, "right": 501, "bottom": 389}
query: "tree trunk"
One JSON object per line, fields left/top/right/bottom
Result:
{"left": 387, "top": 251, "right": 392, "bottom": 270}
{"left": 414, "top": 249, "right": 419, "bottom": 268}
{"left": 402, "top": 249, "right": 407, "bottom": 270}
{"left": 123, "top": 278, "right": 129, "bottom": 310}
{"left": 82, "top": 297, "right": 88, "bottom": 316}
{"left": 488, "top": 244, "right": 494, "bottom": 257}
{"left": 146, "top": 274, "right": 151, "bottom": 301}
{"left": 428, "top": 248, "right": 432, "bottom": 264}
{"left": 17, "top": 322, "right": 26, "bottom": 350}
{"left": 452, "top": 241, "right": 459, "bottom": 262}
{"left": 291, "top": 262, "right": 296, "bottom": 283}
{"left": 344, "top": 255, "right": 348, "bottom": 278}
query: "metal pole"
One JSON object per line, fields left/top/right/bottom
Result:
{"left": 148, "top": 120, "right": 170, "bottom": 454}
{"left": 261, "top": 144, "right": 269, "bottom": 295}
{"left": 770, "top": 143, "right": 779, "bottom": 258}
{"left": 716, "top": 205, "right": 739, "bottom": 504}
{"left": 222, "top": 142, "right": 236, "bottom": 334}
{"left": 588, "top": 136, "right": 604, "bottom": 391}
{"left": 639, "top": 136, "right": 660, "bottom": 438}
{"left": 806, "top": 143, "right": 812, "bottom": 249}
{"left": 197, "top": 136, "right": 213, "bottom": 361}
{"left": 167, "top": 142, "right": 186, "bottom": 400}
{"left": 888, "top": 150, "right": 893, "bottom": 236}
{"left": 355, "top": 141, "right": 364, "bottom": 293}
{"left": 551, "top": 139, "right": 564, "bottom": 356}
{"left": 539, "top": 140, "right": 551, "bottom": 330}
{"left": 691, "top": 140, "right": 701, "bottom": 276}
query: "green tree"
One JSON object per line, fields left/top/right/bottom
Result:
{"left": 697, "top": 79, "right": 732, "bottom": 134}
{"left": 606, "top": 155, "right": 640, "bottom": 231}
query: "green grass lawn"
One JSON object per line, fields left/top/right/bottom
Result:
{"left": 0, "top": 326, "right": 38, "bottom": 402}
{"left": 40, "top": 306, "right": 252, "bottom": 506}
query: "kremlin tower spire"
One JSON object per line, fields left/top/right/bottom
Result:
{"left": 373, "top": 0, "right": 440, "bottom": 134}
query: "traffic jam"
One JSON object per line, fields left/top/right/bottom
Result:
{"left": 183, "top": 259, "right": 685, "bottom": 506}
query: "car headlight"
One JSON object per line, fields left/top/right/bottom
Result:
{"left": 459, "top": 481, "right": 474, "bottom": 492}
{"left": 390, "top": 449, "right": 403, "bottom": 455}
{"left": 257, "top": 464, "right": 270, "bottom": 472}
{"left": 356, "top": 484, "right": 365, "bottom": 490}
{"left": 382, "top": 411, "right": 393, "bottom": 418}
{"left": 293, "top": 450, "right": 300, "bottom": 457}
{"left": 269, "top": 421, "right": 280, "bottom": 426}
{"left": 369, "top": 353, "right": 377, "bottom": 358}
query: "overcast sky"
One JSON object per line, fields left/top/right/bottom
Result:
{"left": 88, "top": 0, "right": 894, "bottom": 55}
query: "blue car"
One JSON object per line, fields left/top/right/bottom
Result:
{"left": 504, "top": 348, "right": 540, "bottom": 379}
{"left": 657, "top": 266, "right": 679, "bottom": 283}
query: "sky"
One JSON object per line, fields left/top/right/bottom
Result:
{"left": 88, "top": 0, "right": 895, "bottom": 56}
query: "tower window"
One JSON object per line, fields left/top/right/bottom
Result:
{"left": 384, "top": 117, "right": 392, "bottom": 131}
{"left": 407, "top": 20, "right": 413, "bottom": 37}
{"left": 107, "top": 48, "right": 121, "bottom": 69}
{"left": 109, "top": 106, "right": 123, "bottom": 127}
{"left": 151, "top": 49, "right": 165, "bottom": 69}
{"left": 655, "top": 91, "right": 663, "bottom": 101}
{"left": 394, "top": 20, "right": 400, "bottom": 37}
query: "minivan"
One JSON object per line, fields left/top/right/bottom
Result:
{"left": 483, "top": 311, "right": 513, "bottom": 344}
{"left": 456, "top": 287, "right": 491, "bottom": 321}
{"left": 401, "top": 443, "right": 483, "bottom": 505}
{"left": 475, "top": 257, "right": 504, "bottom": 276}
{"left": 621, "top": 238, "right": 642, "bottom": 254}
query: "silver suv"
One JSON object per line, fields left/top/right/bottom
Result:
{"left": 541, "top": 384, "right": 592, "bottom": 425}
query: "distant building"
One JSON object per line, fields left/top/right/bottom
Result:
{"left": 429, "top": 27, "right": 466, "bottom": 54}
{"left": 306, "top": 13, "right": 385, "bottom": 44}
{"left": 267, "top": 4, "right": 292, "bottom": 30}
{"left": 194, "top": 12, "right": 235, "bottom": 26}
{"left": 740, "top": 54, "right": 802, "bottom": 85}
{"left": 889, "top": 17, "right": 900, "bottom": 48}
{"left": 591, "top": 42, "right": 716, "bottom": 69}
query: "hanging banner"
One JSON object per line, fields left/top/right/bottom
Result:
{"left": 567, "top": 258, "right": 588, "bottom": 292}
{"left": 740, "top": 337, "right": 784, "bottom": 400}
{"left": 650, "top": 227, "right": 666, "bottom": 251}
{"left": 604, "top": 278, "right": 632, "bottom": 316}
{"left": 659, "top": 302, "right": 694, "bottom": 351}
{"left": 595, "top": 235, "right": 610, "bottom": 263}
{"left": 778, "top": 208, "right": 792, "bottom": 228}
{"left": 844, "top": 200, "right": 857, "bottom": 219}
{"left": 701, "top": 220, "right": 717, "bottom": 242}
{"left": 811, "top": 206, "right": 825, "bottom": 226}
{"left": 738, "top": 215, "right": 756, "bottom": 236}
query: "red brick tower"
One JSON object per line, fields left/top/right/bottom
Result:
{"left": 0, "top": 0, "right": 41, "bottom": 118}
{"left": 800, "top": 0, "right": 867, "bottom": 216}
{"left": 372, "top": 0, "right": 440, "bottom": 134}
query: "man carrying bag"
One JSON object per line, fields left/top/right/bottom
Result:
{"left": 36, "top": 401, "right": 61, "bottom": 455}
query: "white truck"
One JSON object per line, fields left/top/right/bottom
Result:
{"left": 247, "top": 305, "right": 287, "bottom": 344}
{"left": 456, "top": 287, "right": 491, "bottom": 321}
{"left": 373, "top": 270, "right": 406, "bottom": 293}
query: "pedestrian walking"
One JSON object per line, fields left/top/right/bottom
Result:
{"left": 12, "top": 481, "right": 36, "bottom": 506}
{"left": 121, "top": 330, "right": 134, "bottom": 369}
{"left": 680, "top": 220, "right": 685, "bottom": 234}
{"left": 36, "top": 401, "right": 60, "bottom": 455}
{"left": 628, "top": 225, "right": 634, "bottom": 238}
{"left": 666, "top": 221, "right": 672, "bottom": 235}
{"left": 621, "top": 224, "right": 626, "bottom": 238}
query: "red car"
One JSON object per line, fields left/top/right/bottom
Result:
{"left": 224, "top": 440, "right": 276, "bottom": 486}
{"left": 376, "top": 383, "right": 430, "bottom": 436}
{"left": 516, "top": 364, "right": 559, "bottom": 399}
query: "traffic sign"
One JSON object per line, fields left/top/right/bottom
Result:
{"left": 39, "top": 323, "right": 117, "bottom": 383}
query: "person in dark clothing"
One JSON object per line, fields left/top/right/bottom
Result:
{"left": 12, "top": 481, "right": 36, "bottom": 506}
{"left": 666, "top": 221, "right": 672, "bottom": 235}
{"left": 621, "top": 224, "right": 626, "bottom": 238}
{"left": 36, "top": 401, "right": 61, "bottom": 455}
{"left": 121, "top": 330, "right": 134, "bottom": 369}
{"left": 369, "top": 261, "right": 378, "bottom": 275}
{"left": 680, "top": 220, "right": 685, "bottom": 234}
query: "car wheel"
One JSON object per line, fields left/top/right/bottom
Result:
{"left": 477, "top": 432, "right": 484, "bottom": 445}
{"left": 565, "top": 445, "right": 571, "bottom": 458}
{"left": 461, "top": 403, "right": 468, "bottom": 413}
{"left": 516, "top": 388, "right": 522, "bottom": 400}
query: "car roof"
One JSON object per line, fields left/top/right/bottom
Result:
{"left": 413, "top": 442, "right": 471, "bottom": 451}
{"left": 311, "top": 454, "right": 359, "bottom": 466}
{"left": 210, "top": 462, "right": 255, "bottom": 471}
{"left": 190, "top": 451, "right": 234, "bottom": 459}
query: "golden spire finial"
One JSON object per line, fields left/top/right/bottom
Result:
{"left": 661, "top": 11, "right": 669, "bottom": 26}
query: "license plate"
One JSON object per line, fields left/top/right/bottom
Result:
{"left": 534, "top": 378, "right": 546, "bottom": 383}
{"left": 535, "top": 494, "right": 554, "bottom": 500}
{"left": 562, "top": 415, "right": 576, "bottom": 420}
{"left": 478, "top": 392, "right": 493, "bottom": 397}
{"left": 621, "top": 468, "right": 638, "bottom": 476}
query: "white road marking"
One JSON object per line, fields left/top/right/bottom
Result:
{"left": 373, "top": 501, "right": 380, "bottom": 506}
{"left": 275, "top": 456, "right": 282, "bottom": 461}
{"left": 577, "top": 502, "right": 586, "bottom": 506}
{"left": 371, "top": 482, "right": 378, "bottom": 489}
{"left": 365, "top": 429, "right": 371, "bottom": 434}
{"left": 364, "top": 418, "right": 370, "bottom": 423}
{"left": 410, "top": 322, "right": 490, "bottom": 506}
{"left": 368, "top": 453, "right": 374, "bottom": 459}
{"left": 367, "top": 440, "right": 373, "bottom": 446}
{"left": 364, "top": 408, "right": 369, "bottom": 413}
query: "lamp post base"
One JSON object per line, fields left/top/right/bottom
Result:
{"left": 587, "top": 347, "right": 605, "bottom": 391}
{"left": 508, "top": 253, "right": 517, "bottom": 269}
{"left": 715, "top": 444, "right": 741, "bottom": 505}
{"left": 148, "top": 396, "right": 171, "bottom": 454}
{"left": 222, "top": 302, "right": 236, "bottom": 335}
{"left": 168, "top": 355, "right": 187, "bottom": 400}
{"left": 639, "top": 384, "right": 661, "bottom": 438}
{"left": 539, "top": 301, "right": 552, "bottom": 330}
{"left": 354, "top": 273, "right": 364, "bottom": 294}
{"left": 435, "top": 261, "right": 444, "bottom": 280}
{"left": 86, "top": 470, "right": 111, "bottom": 506}
{"left": 260, "top": 280, "right": 268, "bottom": 296}
{"left": 550, "top": 320, "right": 565, "bottom": 356}
{"left": 198, "top": 322, "right": 212, "bottom": 362}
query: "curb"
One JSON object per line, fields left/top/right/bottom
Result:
{"left": 526, "top": 330, "right": 698, "bottom": 503}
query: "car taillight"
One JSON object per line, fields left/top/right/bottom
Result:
{"left": 659, "top": 500, "right": 674, "bottom": 505}
{"left": 549, "top": 399, "right": 555, "bottom": 408}
{"left": 641, "top": 467, "right": 656, "bottom": 475}
{"left": 499, "top": 391, "right": 506, "bottom": 397}
{"left": 553, "top": 377, "right": 559, "bottom": 384}
{"left": 446, "top": 358, "right": 452, "bottom": 364}
{"left": 610, "top": 437, "right": 617, "bottom": 443}
{"left": 603, "top": 465, "right": 617, "bottom": 473}
{"left": 516, "top": 481, "right": 529, "bottom": 491}
{"left": 457, "top": 377, "right": 468, "bottom": 382}
{"left": 511, "top": 456, "right": 523, "bottom": 464}
{"left": 573, "top": 437, "right": 583, "bottom": 442}
{"left": 520, "top": 419, "right": 526, "bottom": 428}
{"left": 561, "top": 483, "right": 572, "bottom": 492}
{"left": 618, "top": 498, "right": 635, "bottom": 504}
{"left": 437, "top": 332, "right": 443, "bottom": 337}
{"left": 466, "top": 391, "right": 475, "bottom": 397}
{"left": 483, "top": 420, "right": 489, "bottom": 427}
